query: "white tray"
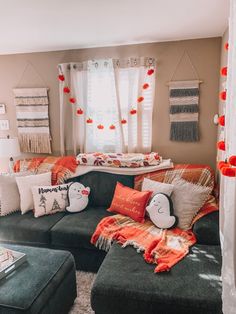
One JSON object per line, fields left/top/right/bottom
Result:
{"left": 0, "top": 248, "right": 27, "bottom": 280}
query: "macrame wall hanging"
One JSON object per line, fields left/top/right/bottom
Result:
{"left": 13, "top": 62, "right": 52, "bottom": 154}
{"left": 168, "top": 51, "right": 202, "bottom": 142}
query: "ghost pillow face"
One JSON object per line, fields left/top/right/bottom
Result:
{"left": 66, "top": 182, "right": 90, "bottom": 213}
{"left": 146, "top": 193, "right": 177, "bottom": 229}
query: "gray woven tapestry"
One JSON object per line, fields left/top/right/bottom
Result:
{"left": 169, "top": 80, "right": 199, "bottom": 142}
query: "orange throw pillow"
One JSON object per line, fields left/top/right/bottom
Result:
{"left": 108, "top": 182, "right": 152, "bottom": 223}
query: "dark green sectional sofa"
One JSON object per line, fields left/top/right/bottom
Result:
{"left": 0, "top": 171, "right": 222, "bottom": 314}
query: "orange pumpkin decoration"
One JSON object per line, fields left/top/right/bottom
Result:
{"left": 121, "top": 119, "right": 127, "bottom": 124}
{"left": 137, "top": 96, "right": 144, "bottom": 103}
{"left": 229, "top": 156, "right": 236, "bottom": 167}
{"left": 221, "top": 67, "right": 227, "bottom": 76}
{"left": 217, "top": 141, "right": 226, "bottom": 151}
{"left": 109, "top": 124, "right": 116, "bottom": 130}
{"left": 77, "top": 108, "right": 83, "bottom": 115}
{"left": 143, "top": 83, "right": 149, "bottom": 89}
{"left": 147, "top": 69, "right": 154, "bottom": 75}
{"left": 218, "top": 115, "right": 225, "bottom": 126}
{"left": 86, "top": 118, "right": 93, "bottom": 124}
{"left": 217, "top": 161, "right": 229, "bottom": 170}
{"left": 219, "top": 90, "right": 227, "bottom": 101}
{"left": 69, "top": 97, "right": 76, "bottom": 104}
{"left": 58, "top": 74, "right": 65, "bottom": 81}
{"left": 130, "top": 109, "right": 137, "bottom": 115}
{"left": 221, "top": 167, "right": 236, "bottom": 177}
{"left": 63, "top": 86, "right": 70, "bottom": 94}
{"left": 97, "top": 124, "right": 104, "bottom": 130}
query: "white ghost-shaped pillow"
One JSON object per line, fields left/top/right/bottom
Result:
{"left": 146, "top": 193, "right": 177, "bottom": 229}
{"left": 66, "top": 182, "right": 90, "bottom": 213}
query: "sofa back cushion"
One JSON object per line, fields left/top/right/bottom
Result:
{"left": 193, "top": 211, "right": 220, "bottom": 245}
{"left": 67, "top": 171, "right": 134, "bottom": 208}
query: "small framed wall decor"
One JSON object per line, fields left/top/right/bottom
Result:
{"left": 0, "top": 104, "right": 6, "bottom": 115}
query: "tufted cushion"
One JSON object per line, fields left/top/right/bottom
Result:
{"left": 91, "top": 243, "right": 222, "bottom": 314}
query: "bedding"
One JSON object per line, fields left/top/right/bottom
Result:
{"left": 77, "top": 152, "right": 162, "bottom": 168}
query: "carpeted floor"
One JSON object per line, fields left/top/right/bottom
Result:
{"left": 70, "top": 271, "right": 96, "bottom": 314}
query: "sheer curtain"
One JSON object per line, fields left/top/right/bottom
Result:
{"left": 221, "top": 1, "right": 236, "bottom": 313}
{"left": 58, "top": 57, "right": 156, "bottom": 155}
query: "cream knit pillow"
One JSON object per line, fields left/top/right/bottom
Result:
{"left": 142, "top": 177, "right": 174, "bottom": 197}
{"left": 171, "top": 178, "right": 211, "bottom": 230}
{"left": 16, "top": 172, "right": 51, "bottom": 214}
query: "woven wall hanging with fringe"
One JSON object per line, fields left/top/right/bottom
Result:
{"left": 169, "top": 80, "right": 200, "bottom": 142}
{"left": 13, "top": 88, "right": 52, "bottom": 153}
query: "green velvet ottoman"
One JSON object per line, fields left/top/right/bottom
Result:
{"left": 0, "top": 245, "right": 77, "bottom": 314}
{"left": 91, "top": 243, "right": 222, "bottom": 314}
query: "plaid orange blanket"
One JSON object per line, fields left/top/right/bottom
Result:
{"left": 91, "top": 214, "right": 196, "bottom": 273}
{"left": 134, "top": 164, "right": 219, "bottom": 226}
{"left": 14, "top": 156, "right": 78, "bottom": 185}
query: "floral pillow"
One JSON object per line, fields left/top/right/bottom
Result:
{"left": 77, "top": 152, "right": 161, "bottom": 168}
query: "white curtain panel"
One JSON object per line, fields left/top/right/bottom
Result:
{"left": 58, "top": 57, "right": 156, "bottom": 154}
{"left": 221, "top": 1, "right": 236, "bottom": 313}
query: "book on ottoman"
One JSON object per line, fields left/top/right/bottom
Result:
{"left": 0, "top": 247, "right": 27, "bottom": 280}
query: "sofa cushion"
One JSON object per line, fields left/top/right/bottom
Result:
{"left": 51, "top": 206, "right": 113, "bottom": 250}
{"left": 91, "top": 243, "right": 222, "bottom": 314}
{"left": 193, "top": 211, "right": 220, "bottom": 245}
{"left": 67, "top": 171, "right": 134, "bottom": 207}
{"left": 0, "top": 211, "right": 65, "bottom": 246}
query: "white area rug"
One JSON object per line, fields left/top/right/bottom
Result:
{"left": 70, "top": 271, "right": 96, "bottom": 314}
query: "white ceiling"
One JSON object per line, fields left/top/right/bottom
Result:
{"left": 0, "top": 0, "right": 229, "bottom": 55}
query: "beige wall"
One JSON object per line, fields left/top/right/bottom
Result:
{"left": 0, "top": 37, "right": 221, "bottom": 170}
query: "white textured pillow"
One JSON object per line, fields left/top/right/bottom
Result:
{"left": 171, "top": 178, "right": 211, "bottom": 230}
{"left": 142, "top": 178, "right": 174, "bottom": 197}
{"left": 16, "top": 172, "right": 51, "bottom": 214}
{"left": 0, "top": 172, "right": 33, "bottom": 216}
{"left": 32, "top": 183, "right": 69, "bottom": 218}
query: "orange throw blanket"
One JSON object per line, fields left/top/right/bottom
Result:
{"left": 14, "top": 156, "right": 78, "bottom": 185}
{"left": 91, "top": 214, "right": 196, "bottom": 273}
